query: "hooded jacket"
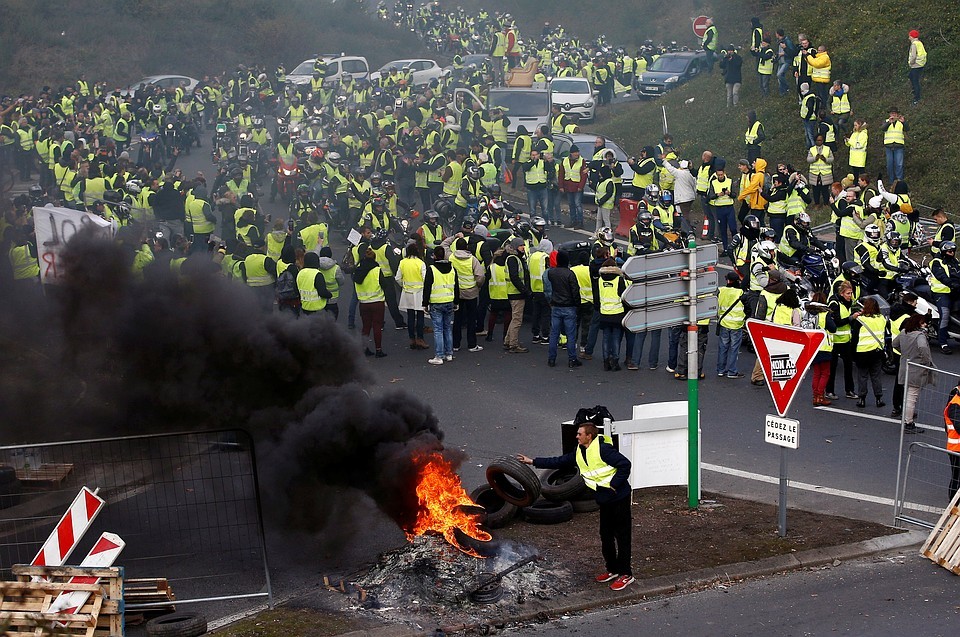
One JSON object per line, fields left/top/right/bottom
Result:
{"left": 422, "top": 259, "right": 461, "bottom": 306}
{"left": 737, "top": 158, "right": 768, "bottom": 210}
{"left": 592, "top": 265, "right": 627, "bottom": 324}
{"left": 318, "top": 255, "right": 346, "bottom": 293}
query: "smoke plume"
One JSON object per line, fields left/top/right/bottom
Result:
{"left": 0, "top": 229, "right": 457, "bottom": 538}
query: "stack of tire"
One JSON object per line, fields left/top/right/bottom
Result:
{"left": 471, "top": 457, "right": 596, "bottom": 528}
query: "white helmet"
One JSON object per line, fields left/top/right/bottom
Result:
{"left": 125, "top": 180, "right": 142, "bottom": 194}
{"left": 864, "top": 223, "right": 882, "bottom": 245}
{"left": 152, "top": 104, "right": 162, "bottom": 115}
{"left": 753, "top": 240, "right": 778, "bottom": 262}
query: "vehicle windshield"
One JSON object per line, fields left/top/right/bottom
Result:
{"left": 648, "top": 56, "right": 690, "bottom": 73}
{"left": 379, "top": 60, "right": 413, "bottom": 73}
{"left": 488, "top": 91, "right": 549, "bottom": 117}
{"left": 551, "top": 80, "right": 590, "bottom": 95}
{"left": 291, "top": 60, "right": 315, "bottom": 75}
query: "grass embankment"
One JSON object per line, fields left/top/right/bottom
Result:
{"left": 592, "top": 0, "right": 960, "bottom": 207}
{"left": 0, "top": 0, "right": 423, "bottom": 93}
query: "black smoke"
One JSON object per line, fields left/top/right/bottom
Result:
{"left": 0, "top": 228, "right": 458, "bottom": 540}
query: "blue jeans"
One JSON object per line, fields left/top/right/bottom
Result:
{"left": 717, "top": 326, "right": 744, "bottom": 375}
{"left": 935, "top": 293, "right": 953, "bottom": 346}
{"left": 547, "top": 188, "right": 561, "bottom": 224}
{"left": 585, "top": 310, "right": 602, "bottom": 355}
{"left": 885, "top": 146, "right": 904, "bottom": 183}
{"left": 527, "top": 187, "right": 547, "bottom": 217}
{"left": 631, "top": 329, "right": 662, "bottom": 367}
{"left": 803, "top": 120, "right": 818, "bottom": 149}
{"left": 549, "top": 306, "right": 579, "bottom": 362}
{"left": 602, "top": 324, "right": 622, "bottom": 360}
{"left": 777, "top": 60, "right": 790, "bottom": 95}
{"left": 566, "top": 191, "right": 584, "bottom": 225}
{"left": 430, "top": 302, "right": 455, "bottom": 358}
{"left": 769, "top": 214, "right": 787, "bottom": 243}
{"left": 714, "top": 205, "right": 737, "bottom": 250}
{"left": 668, "top": 325, "right": 683, "bottom": 369}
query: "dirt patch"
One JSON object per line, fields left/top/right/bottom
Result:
{"left": 497, "top": 487, "right": 902, "bottom": 580}
{"left": 215, "top": 487, "right": 902, "bottom": 635}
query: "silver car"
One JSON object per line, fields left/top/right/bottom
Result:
{"left": 552, "top": 133, "right": 635, "bottom": 198}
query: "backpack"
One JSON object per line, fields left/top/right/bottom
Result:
{"left": 341, "top": 246, "right": 358, "bottom": 273}
{"left": 275, "top": 268, "right": 300, "bottom": 302}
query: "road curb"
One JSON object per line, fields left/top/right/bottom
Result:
{"left": 326, "top": 529, "right": 925, "bottom": 637}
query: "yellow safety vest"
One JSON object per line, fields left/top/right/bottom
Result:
{"left": 528, "top": 251, "right": 547, "bottom": 293}
{"left": 832, "top": 301, "right": 853, "bottom": 343}
{"left": 450, "top": 253, "right": 477, "bottom": 292}
{"left": 8, "top": 245, "right": 40, "bottom": 280}
{"left": 928, "top": 258, "right": 953, "bottom": 294}
{"left": 297, "top": 268, "right": 328, "bottom": 311}
{"left": 444, "top": 161, "right": 463, "bottom": 196}
{"left": 847, "top": 129, "right": 868, "bottom": 168}
{"left": 884, "top": 121, "right": 905, "bottom": 146}
{"left": 571, "top": 264, "right": 592, "bottom": 304}
{"left": 429, "top": 265, "right": 456, "bottom": 303}
{"left": 913, "top": 40, "right": 927, "bottom": 67}
{"left": 356, "top": 266, "right": 385, "bottom": 302}
{"left": 186, "top": 197, "right": 214, "bottom": 234}
{"left": 398, "top": 257, "right": 425, "bottom": 293}
{"left": 772, "top": 304, "right": 795, "bottom": 326}
{"left": 717, "top": 287, "right": 745, "bottom": 329}
{"left": 709, "top": 176, "right": 733, "bottom": 206}
{"left": 745, "top": 121, "right": 762, "bottom": 145}
{"left": 562, "top": 156, "right": 583, "bottom": 182}
{"left": 244, "top": 254, "right": 274, "bottom": 287}
{"left": 489, "top": 263, "right": 509, "bottom": 300}
{"left": 598, "top": 278, "right": 622, "bottom": 315}
{"left": 856, "top": 315, "right": 887, "bottom": 353}
{"left": 632, "top": 157, "right": 655, "bottom": 189}
{"left": 574, "top": 436, "right": 617, "bottom": 490}
{"left": 513, "top": 136, "right": 532, "bottom": 163}
{"left": 808, "top": 146, "right": 832, "bottom": 175}
{"left": 831, "top": 93, "right": 851, "bottom": 114}
{"left": 526, "top": 160, "right": 547, "bottom": 185}
{"left": 321, "top": 265, "right": 339, "bottom": 300}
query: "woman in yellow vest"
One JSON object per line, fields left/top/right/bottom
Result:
{"left": 827, "top": 281, "right": 861, "bottom": 400}
{"left": 844, "top": 119, "right": 868, "bottom": 179}
{"left": 854, "top": 297, "right": 888, "bottom": 408}
{"left": 353, "top": 247, "right": 388, "bottom": 358}
{"left": 423, "top": 246, "right": 460, "bottom": 365}
{"left": 592, "top": 258, "right": 626, "bottom": 371}
{"left": 396, "top": 242, "right": 428, "bottom": 350}
{"left": 802, "top": 292, "right": 837, "bottom": 405}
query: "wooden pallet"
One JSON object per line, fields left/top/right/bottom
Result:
{"left": 122, "top": 578, "right": 175, "bottom": 625}
{"left": 15, "top": 463, "right": 74, "bottom": 486}
{"left": 10, "top": 565, "right": 124, "bottom": 636}
{"left": 920, "top": 487, "right": 960, "bottom": 574}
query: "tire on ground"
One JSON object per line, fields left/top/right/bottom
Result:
{"left": 469, "top": 484, "right": 518, "bottom": 529}
{"left": 521, "top": 498, "right": 574, "bottom": 524}
{"left": 539, "top": 467, "right": 588, "bottom": 501}
{"left": 145, "top": 612, "right": 208, "bottom": 637}
{"left": 571, "top": 498, "right": 600, "bottom": 513}
{"left": 485, "top": 456, "right": 541, "bottom": 507}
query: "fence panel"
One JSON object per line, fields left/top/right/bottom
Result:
{"left": 0, "top": 430, "right": 271, "bottom": 608}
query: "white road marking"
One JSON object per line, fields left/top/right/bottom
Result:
{"left": 814, "top": 405, "right": 903, "bottom": 424}
{"left": 702, "top": 462, "right": 942, "bottom": 514}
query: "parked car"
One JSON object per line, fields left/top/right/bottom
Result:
{"left": 549, "top": 77, "right": 596, "bottom": 123}
{"left": 121, "top": 75, "right": 199, "bottom": 97}
{"left": 443, "top": 53, "right": 491, "bottom": 78}
{"left": 286, "top": 56, "right": 369, "bottom": 88}
{"left": 451, "top": 86, "right": 551, "bottom": 144}
{"left": 552, "top": 132, "right": 635, "bottom": 198}
{"left": 636, "top": 51, "right": 707, "bottom": 98}
{"left": 369, "top": 59, "right": 448, "bottom": 86}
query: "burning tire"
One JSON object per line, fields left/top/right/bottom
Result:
{"left": 539, "top": 467, "right": 588, "bottom": 502}
{"left": 453, "top": 527, "right": 500, "bottom": 558}
{"left": 145, "top": 612, "right": 207, "bottom": 637}
{"left": 485, "top": 456, "right": 541, "bottom": 507}
{"left": 571, "top": 498, "right": 600, "bottom": 513}
{"left": 521, "top": 499, "right": 574, "bottom": 524}
{"left": 469, "top": 484, "right": 518, "bottom": 529}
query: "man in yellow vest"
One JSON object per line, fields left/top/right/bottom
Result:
{"left": 943, "top": 382, "right": 960, "bottom": 498}
{"left": 881, "top": 108, "right": 908, "bottom": 183}
{"left": 517, "top": 422, "right": 634, "bottom": 591}
{"left": 928, "top": 241, "right": 960, "bottom": 354}
{"left": 423, "top": 245, "right": 460, "bottom": 364}
{"left": 297, "top": 252, "right": 333, "bottom": 316}
{"left": 908, "top": 30, "right": 927, "bottom": 105}
{"left": 717, "top": 271, "right": 748, "bottom": 378}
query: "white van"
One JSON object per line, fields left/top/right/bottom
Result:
{"left": 451, "top": 85, "right": 552, "bottom": 143}
{"left": 286, "top": 55, "right": 369, "bottom": 88}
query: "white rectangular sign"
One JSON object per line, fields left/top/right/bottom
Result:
{"left": 32, "top": 206, "right": 114, "bottom": 284}
{"left": 765, "top": 414, "right": 799, "bottom": 449}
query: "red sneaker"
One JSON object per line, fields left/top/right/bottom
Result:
{"left": 594, "top": 572, "right": 619, "bottom": 583}
{"left": 609, "top": 574, "right": 635, "bottom": 591}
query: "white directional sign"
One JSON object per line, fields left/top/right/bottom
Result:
{"left": 621, "top": 270, "right": 719, "bottom": 308}
{"left": 621, "top": 243, "right": 720, "bottom": 281}
{"left": 622, "top": 295, "right": 718, "bottom": 332}
{"left": 765, "top": 414, "right": 799, "bottom": 449}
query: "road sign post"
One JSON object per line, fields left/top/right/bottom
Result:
{"left": 748, "top": 320, "right": 823, "bottom": 537}
{"left": 621, "top": 242, "right": 718, "bottom": 509}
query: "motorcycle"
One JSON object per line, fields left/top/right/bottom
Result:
{"left": 137, "top": 131, "right": 161, "bottom": 166}
{"left": 161, "top": 116, "right": 183, "bottom": 161}
{"left": 800, "top": 243, "right": 839, "bottom": 293}
{"left": 272, "top": 155, "right": 303, "bottom": 204}
{"left": 212, "top": 118, "right": 236, "bottom": 164}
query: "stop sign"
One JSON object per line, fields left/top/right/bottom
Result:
{"left": 692, "top": 15, "right": 710, "bottom": 39}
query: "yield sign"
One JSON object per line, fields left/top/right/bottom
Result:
{"left": 746, "top": 319, "right": 826, "bottom": 417}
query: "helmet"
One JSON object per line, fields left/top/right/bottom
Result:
{"left": 487, "top": 199, "right": 504, "bottom": 215}
{"left": 795, "top": 212, "right": 811, "bottom": 230}
{"left": 885, "top": 231, "right": 902, "bottom": 249}
{"left": 760, "top": 227, "right": 777, "bottom": 242}
{"left": 382, "top": 180, "right": 395, "bottom": 190}
{"left": 942, "top": 241, "right": 957, "bottom": 254}
{"left": 125, "top": 180, "right": 142, "bottom": 194}
{"left": 660, "top": 190, "right": 673, "bottom": 205}
{"left": 841, "top": 261, "right": 863, "bottom": 281}
{"left": 643, "top": 184, "right": 660, "bottom": 201}
{"left": 372, "top": 196, "right": 385, "bottom": 209}
{"left": 466, "top": 164, "right": 480, "bottom": 180}
{"left": 375, "top": 228, "right": 390, "bottom": 241}
{"left": 253, "top": 117, "right": 264, "bottom": 127}
{"left": 297, "top": 184, "right": 310, "bottom": 194}
{"left": 327, "top": 152, "right": 341, "bottom": 162}
{"left": 311, "top": 147, "right": 325, "bottom": 160}
{"left": 152, "top": 104, "right": 162, "bottom": 114}
{"left": 28, "top": 184, "right": 44, "bottom": 198}
{"left": 864, "top": 223, "right": 882, "bottom": 244}
{"left": 462, "top": 215, "right": 477, "bottom": 229}
{"left": 487, "top": 184, "right": 502, "bottom": 197}
{"left": 742, "top": 214, "right": 760, "bottom": 238}
{"left": 516, "top": 221, "right": 532, "bottom": 237}
{"left": 336, "top": 95, "right": 347, "bottom": 105}
{"left": 370, "top": 171, "right": 383, "bottom": 184}
{"left": 754, "top": 240, "right": 778, "bottom": 262}
{"left": 598, "top": 226, "right": 614, "bottom": 245}
{"left": 532, "top": 216, "right": 547, "bottom": 230}
{"left": 425, "top": 210, "right": 439, "bottom": 223}
{"left": 637, "top": 211, "right": 653, "bottom": 227}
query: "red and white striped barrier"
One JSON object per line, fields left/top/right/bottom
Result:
{"left": 31, "top": 487, "right": 105, "bottom": 568}
{"left": 47, "top": 532, "right": 125, "bottom": 616}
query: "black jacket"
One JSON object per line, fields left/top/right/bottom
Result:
{"left": 547, "top": 266, "right": 580, "bottom": 307}
{"left": 534, "top": 439, "right": 631, "bottom": 504}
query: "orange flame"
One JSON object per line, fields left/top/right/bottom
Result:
{"left": 407, "top": 452, "right": 492, "bottom": 556}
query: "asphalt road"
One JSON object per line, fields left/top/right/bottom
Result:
{"left": 507, "top": 550, "right": 960, "bottom": 637}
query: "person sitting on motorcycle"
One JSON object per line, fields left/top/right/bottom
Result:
{"left": 237, "top": 105, "right": 253, "bottom": 131}
{"left": 731, "top": 214, "right": 761, "bottom": 281}
{"left": 223, "top": 166, "right": 253, "bottom": 200}
{"left": 140, "top": 106, "right": 161, "bottom": 133}
{"left": 382, "top": 180, "right": 413, "bottom": 219}
{"left": 854, "top": 224, "right": 886, "bottom": 295}
{"left": 418, "top": 210, "right": 446, "bottom": 252}
{"left": 454, "top": 163, "right": 483, "bottom": 221}
{"left": 333, "top": 95, "right": 350, "bottom": 123}
{"left": 285, "top": 97, "right": 306, "bottom": 127}
{"left": 652, "top": 189, "right": 678, "bottom": 232}
{"left": 832, "top": 261, "right": 864, "bottom": 301}
{"left": 290, "top": 184, "right": 317, "bottom": 226}
{"left": 929, "top": 241, "right": 960, "bottom": 354}
{"left": 250, "top": 117, "right": 270, "bottom": 146}
{"left": 878, "top": 231, "right": 909, "bottom": 300}
{"left": 303, "top": 147, "right": 329, "bottom": 184}
{"left": 642, "top": 184, "right": 660, "bottom": 211}
{"left": 628, "top": 211, "right": 670, "bottom": 256}
{"left": 304, "top": 118, "right": 325, "bottom": 141}
{"left": 531, "top": 215, "right": 548, "bottom": 248}
{"left": 481, "top": 198, "right": 507, "bottom": 231}
{"left": 885, "top": 210, "right": 913, "bottom": 251}
{"left": 270, "top": 132, "right": 298, "bottom": 203}
{"left": 778, "top": 212, "right": 827, "bottom": 269}
{"left": 359, "top": 194, "right": 393, "bottom": 232}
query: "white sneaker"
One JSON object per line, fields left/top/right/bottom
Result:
{"left": 428, "top": 357, "right": 444, "bottom": 365}
{"left": 469, "top": 345, "right": 484, "bottom": 352}
{"left": 445, "top": 355, "right": 454, "bottom": 361}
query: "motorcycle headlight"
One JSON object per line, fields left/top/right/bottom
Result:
{"left": 239, "top": 132, "right": 248, "bottom": 140}
{"left": 282, "top": 168, "right": 296, "bottom": 176}
{"left": 215, "top": 123, "right": 226, "bottom": 133}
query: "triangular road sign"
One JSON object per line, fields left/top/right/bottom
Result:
{"left": 746, "top": 319, "right": 826, "bottom": 417}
